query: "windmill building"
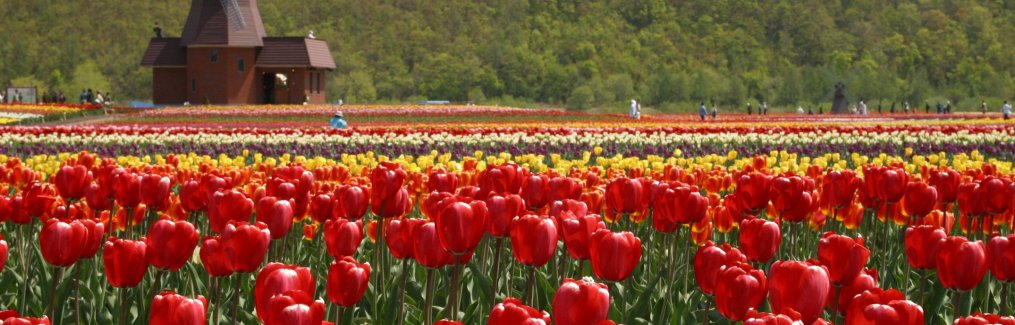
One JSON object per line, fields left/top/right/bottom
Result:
{"left": 141, "top": 0, "right": 336, "bottom": 105}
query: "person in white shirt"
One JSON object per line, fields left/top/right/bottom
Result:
{"left": 859, "top": 100, "right": 868, "bottom": 115}
{"left": 629, "top": 99, "right": 639, "bottom": 119}
{"left": 1003, "top": 101, "right": 1012, "bottom": 120}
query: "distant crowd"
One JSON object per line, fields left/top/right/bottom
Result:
{"left": 625, "top": 98, "right": 1014, "bottom": 121}
{"left": 0, "top": 88, "right": 114, "bottom": 106}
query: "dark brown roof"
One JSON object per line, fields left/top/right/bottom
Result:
{"left": 257, "top": 37, "right": 337, "bottom": 69}
{"left": 140, "top": 38, "right": 187, "bottom": 67}
{"left": 180, "top": 0, "right": 266, "bottom": 47}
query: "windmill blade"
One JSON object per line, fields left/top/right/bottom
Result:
{"left": 220, "top": 0, "right": 247, "bottom": 31}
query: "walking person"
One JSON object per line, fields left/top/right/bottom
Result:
{"left": 710, "top": 102, "right": 718, "bottom": 120}
{"left": 747, "top": 102, "right": 752, "bottom": 115}
{"left": 982, "top": 100, "right": 988, "bottom": 114}
{"left": 1003, "top": 101, "right": 1012, "bottom": 120}
{"left": 698, "top": 102, "right": 707, "bottom": 121}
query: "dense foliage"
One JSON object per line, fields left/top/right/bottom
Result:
{"left": 1, "top": 0, "right": 1013, "bottom": 110}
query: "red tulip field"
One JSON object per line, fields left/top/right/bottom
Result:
{"left": 0, "top": 106, "right": 1014, "bottom": 324}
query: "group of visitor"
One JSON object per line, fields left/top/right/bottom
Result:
{"left": 79, "top": 89, "right": 114, "bottom": 106}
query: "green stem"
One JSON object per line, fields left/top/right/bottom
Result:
{"left": 396, "top": 259, "right": 410, "bottom": 325}
{"left": 334, "top": 306, "right": 344, "bottom": 325}
{"left": 1001, "top": 282, "right": 1009, "bottom": 315}
{"left": 449, "top": 256, "right": 464, "bottom": 321}
{"left": 525, "top": 266, "right": 536, "bottom": 307}
{"left": 374, "top": 216, "right": 386, "bottom": 297}
{"left": 231, "top": 275, "right": 241, "bottom": 325}
{"left": 118, "top": 288, "right": 129, "bottom": 325}
{"left": 423, "top": 269, "right": 436, "bottom": 325}
{"left": 210, "top": 277, "right": 220, "bottom": 325}
{"left": 74, "top": 263, "right": 82, "bottom": 325}
{"left": 489, "top": 238, "right": 504, "bottom": 303}
{"left": 49, "top": 266, "right": 64, "bottom": 320}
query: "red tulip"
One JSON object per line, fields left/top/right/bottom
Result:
{"left": 147, "top": 219, "right": 199, "bottom": 271}
{"left": 734, "top": 172, "right": 773, "bottom": 213}
{"left": 79, "top": 219, "right": 106, "bottom": 260}
{"left": 770, "top": 176, "right": 816, "bottom": 223}
{"left": 768, "top": 260, "right": 831, "bottom": 324}
{"left": 371, "top": 187, "right": 411, "bottom": 219}
{"left": 876, "top": 167, "right": 909, "bottom": 204}
{"left": 509, "top": 214, "right": 558, "bottom": 267}
{"left": 552, "top": 277, "right": 610, "bottom": 325}
{"left": 928, "top": 168, "right": 961, "bottom": 204}
{"left": 434, "top": 320, "right": 463, "bottom": 325}
{"left": 54, "top": 165, "right": 92, "bottom": 201}
{"left": 256, "top": 196, "right": 295, "bottom": 240}
{"left": 548, "top": 176, "right": 582, "bottom": 202}
{"left": 902, "top": 182, "right": 937, "bottom": 218}
{"left": 386, "top": 217, "right": 425, "bottom": 260}
{"left": 605, "top": 177, "right": 644, "bottom": 214}
{"left": 822, "top": 170, "right": 860, "bottom": 212}
{"left": 488, "top": 297, "right": 550, "bottom": 325}
{"left": 255, "top": 263, "right": 315, "bottom": 322}
{"left": 199, "top": 235, "right": 233, "bottom": 277}
{"left": 0, "top": 235, "right": 7, "bottom": 273}
{"left": 39, "top": 219, "right": 89, "bottom": 267}
{"left": 714, "top": 262, "right": 767, "bottom": 321}
{"left": 327, "top": 256, "right": 371, "bottom": 307}
{"left": 936, "top": 236, "right": 988, "bottom": 291}
{"left": 589, "top": 229, "right": 642, "bottom": 282}
{"left": 333, "top": 185, "right": 369, "bottom": 220}
{"left": 981, "top": 177, "right": 1011, "bottom": 214}
{"left": 178, "top": 180, "right": 204, "bottom": 213}
{"left": 435, "top": 199, "right": 488, "bottom": 255}
{"left": 560, "top": 214, "right": 606, "bottom": 260}
{"left": 958, "top": 182, "right": 987, "bottom": 218}
{"left": 817, "top": 232, "right": 870, "bottom": 284}
{"left": 370, "top": 162, "right": 408, "bottom": 207}
{"left": 421, "top": 191, "right": 454, "bottom": 221}
{"left": 694, "top": 241, "right": 746, "bottom": 295}
{"left": 208, "top": 190, "right": 254, "bottom": 233}
{"left": 103, "top": 237, "right": 148, "bottom": 288}
{"left": 23, "top": 182, "right": 57, "bottom": 219}
{"left": 262, "top": 290, "right": 326, "bottom": 325}
{"left": 519, "top": 174, "right": 551, "bottom": 210}
{"left": 427, "top": 169, "right": 459, "bottom": 193}
{"left": 414, "top": 222, "right": 455, "bottom": 268}
{"left": 743, "top": 310, "right": 829, "bottom": 325}
{"left": 0, "top": 311, "right": 50, "bottom": 325}
{"left": 954, "top": 313, "right": 1015, "bottom": 325}
{"left": 904, "top": 225, "right": 947, "bottom": 269}
{"left": 478, "top": 163, "right": 523, "bottom": 197}
{"left": 739, "top": 217, "right": 781, "bottom": 263}
{"left": 834, "top": 268, "right": 879, "bottom": 315}
{"left": 309, "top": 193, "right": 334, "bottom": 223}
{"left": 141, "top": 174, "right": 172, "bottom": 211}
{"left": 486, "top": 194, "right": 525, "bottom": 237}
{"left": 844, "top": 288, "right": 923, "bottom": 325}
{"left": 149, "top": 291, "right": 207, "bottom": 325}
{"left": 112, "top": 171, "right": 142, "bottom": 208}
{"left": 221, "top": 221, "right": 271, "bottom": 273}
{"left": 988, "top": 234, "right": 1015, "bottom": 282}
{"left": 323, "top": 218, "right": 363, "bottom": 258}
{"left": 549, "top": 199, "right": 589, "bottom": 220}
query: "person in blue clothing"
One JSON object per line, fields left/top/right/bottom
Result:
{"left": 330, "top": 111, "right": 348, "bottom": 129}
{"left": 698, "top": 102, "right": 707, "bottom": 121}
